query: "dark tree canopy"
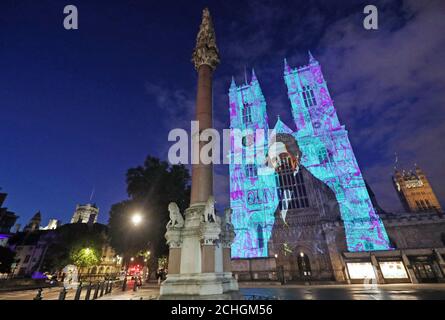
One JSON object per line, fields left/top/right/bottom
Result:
{"left": 108, "top": 156, "right": 190, "bottom": 272}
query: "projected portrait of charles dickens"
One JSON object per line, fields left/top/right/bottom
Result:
{"left": 264, "top": 133, "right": 340, "bottom": 260}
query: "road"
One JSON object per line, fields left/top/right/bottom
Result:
{"left": 1, "top": 283, "right": 445, "bottom": 300}
{"left": 239, "top": 284, "right": 445, "bottom": 300}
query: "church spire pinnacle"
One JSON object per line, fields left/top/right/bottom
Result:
{"left": 230, "top": 76, "right": 236, "bottom": 89}
{"left": 308, "top": 50, "right": 317, "bottom": 64}
{"left": 192, "top": 8, "right": 220, "bottom": 71}
{"left": 284, "top": 58, "right": 291, "bottom": 74}
{"left": 251, "top": 68, "right": 257, "bottom": 82}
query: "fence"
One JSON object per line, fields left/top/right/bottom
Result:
{"left": 33, "top": 279, "right": 122, "bottom": 300}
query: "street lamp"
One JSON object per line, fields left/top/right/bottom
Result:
{"left": 131, "top": 213, "right": 142, "bottom": 226}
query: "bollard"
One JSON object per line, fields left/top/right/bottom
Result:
{"left": 122, "top": 277, "right": 127, "bottom": 291}
{"left": 92, "top": 283, "right": 100, "bottom": 300}
{"left": 85, "top": 282, "right": 92, "bottom": 300}
{"left": 58, "top": 287, "right": 67, "bottom": 300}
{"left": 74, "top": 282, "right": 83, "bottom": 300}
{"left": 105, "top": 280, "right": 110, "bottom": 294}
{"left": 33, "top": 288, "right": 43, "bottom": 300}
{"left": 99, "top": 281, "right": 105, "bottom": 297}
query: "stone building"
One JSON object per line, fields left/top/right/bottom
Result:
{"left": 10, "top": 230, "right": 56, "bottom": 277}
{"left": 78, "top": 243, "right": 122, "bottom": 281}
{"left": 70, "top": 203, "right": 99, "bottom": 224}
{"left": 229, "top": 54, "right": 445, "bottom": 284}
{"left": 0, "top": 192, "right": 19, "bottom": 247}
{"left": 23, "top": 211, "right": 41, "bottom": 232}
{"left": 343, "top": 211, "right": 445, "bottom": 284}
{"left": 392, "top": 165, "right": 443, "bottom": 213}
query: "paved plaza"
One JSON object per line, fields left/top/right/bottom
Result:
{"left": 1, "top": 283, "right": 445, "bottom": 300}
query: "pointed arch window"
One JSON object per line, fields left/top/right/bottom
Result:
{"left": 276, "top": 155, "right": 309, "bottom": 209}
{"left": 242, "top": 102, "right": 253, "bottom": 124}
{"left": 245, "top": 164, "right": 258, "bottom": 178}
{"left": 257, "top": 224, "right": 264, "bottom": 249}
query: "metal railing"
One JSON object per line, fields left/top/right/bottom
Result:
{"left": 33, "top": 279, "right": 118, "bottom": 300}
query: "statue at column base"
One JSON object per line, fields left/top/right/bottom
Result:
{"left": 159, "top": 272, "right": 239, "bottom": 299}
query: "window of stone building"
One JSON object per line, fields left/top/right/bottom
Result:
{"left": 245, "top": 164, "right": 258, "bottom": 178}
{"left": 301, "top": 86, "right": 316, "bottom": 108}
{"left": 242, "top": 103, "right": 252, "bottom": 124}
{"left": 318, "top": 146, "right": 329, "bottom": 164}
{"left": 257, "top": 224, "right": 264, "bottom": 249}
{"left": 23, "top": 255, "right": 30, "bottom": 263}
{"left": 276, "top": 157, "right": 309, "bottom": 210}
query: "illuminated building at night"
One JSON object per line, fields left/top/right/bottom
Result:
{"left": 229, "top": 52, "right": 391, "bottom": 260}
{"left": 70, "top": 203, "right": 99, "bottom": 224}
{"left": 228, "top": 53, "right": 445, "bottom": 284}
{"left": 392, "top": 165, "right": 443, "bottom": 214}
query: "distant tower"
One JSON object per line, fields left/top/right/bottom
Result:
{"left": 229, "top": 70, "right": 278, "bottom": 258}
{"left": 284, "top": 52, "right": 391, "bottom": 251}
{"left": 0, "top": 192, "right": 19, "bottom": 234}
{"left": 392, "top": 165, "right": 443, "bottom": 213}
{"left": 41, "top": 219, "right": 60, "bottom": 230}
{"left": 70, "top": 204, "right": 99, "bottom": 224}
{"left": 24, "top": 211, "right": 41, "bottom": 232}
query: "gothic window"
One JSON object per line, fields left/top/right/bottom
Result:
{"left": 301, "top": 86, "right": 316, "bottom": 108}
{"left": 257, "top": 224, "right": 264, "bottom": 249}
{"left": 415, "top": 200, "right": 422, "bottom": 211}
{"left": 276, "top": 156, "right": 309, "bottom": 209}
{"left": 242, "top": 103, "right": 253, "bottom": 124}
{"left": 245, "top": 164, "right": 257, "bottom": 178}
{"left": 318, "top": 146, "right": 329, "bottom": 164}
{"left": 425, "top": 199, "right": 431, "bottom": 209}
{"left": 24, "top": 255, "right": 31, "bottom": 263}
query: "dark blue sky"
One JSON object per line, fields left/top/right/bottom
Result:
{"left": 1, "top": 0, "right": 444, "bottom": 227}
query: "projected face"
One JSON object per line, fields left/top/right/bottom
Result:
{"left": 267, "top": 134, "right": 302, "bottom": 173}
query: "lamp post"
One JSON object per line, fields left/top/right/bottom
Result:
{"left": 131, "top": 213, "right": 142, "bottom": 226}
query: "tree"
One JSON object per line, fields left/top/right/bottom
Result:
{"left": 71, "top": 247, "right": 100, "bottom": 269}
{"left": 43, "top": 223, "right": 107, "bottom": 274}
{"left": 108, "top": 156, "right": 190, "bottom": 277}
{"left": 0, "top": 246, "right": 15, "bottom": 274}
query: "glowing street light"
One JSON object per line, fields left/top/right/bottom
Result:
{"left": 131, "top": 212, "right": 142, "bottom": 226}
{"left": 130, "top": 257, "right": 134, "bottom": 262}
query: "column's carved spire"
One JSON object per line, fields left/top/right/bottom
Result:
{"left": 192, "top": 8, "right": 220, "bottom": 71}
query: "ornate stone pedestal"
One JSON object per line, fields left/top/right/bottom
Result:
{"left": 160, "top": 202, "right": 239, "bottom": 299}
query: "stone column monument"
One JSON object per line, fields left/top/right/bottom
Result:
{"left": 160, "top": 8, "right": 239, "bottom": 299}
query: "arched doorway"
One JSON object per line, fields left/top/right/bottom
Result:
{"left": 297, "top": 252, "right": 312, "bottom": 278}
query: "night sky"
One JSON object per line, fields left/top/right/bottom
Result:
{"left": 1, "top": 0, "right": 444, "bottom": 227}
